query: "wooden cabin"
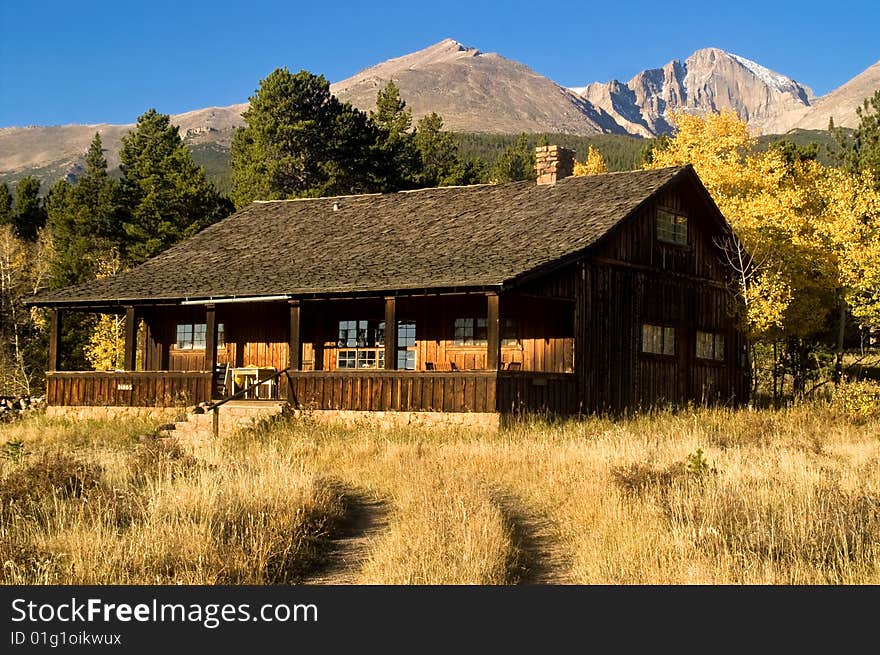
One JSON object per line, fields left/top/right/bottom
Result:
{"left": 29, "top": 147, "right": 749, "bottom": 418}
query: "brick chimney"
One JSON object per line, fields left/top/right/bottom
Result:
{"left": 535, "top": 145, "right": 574, "bottom": 185}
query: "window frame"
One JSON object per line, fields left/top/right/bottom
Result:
{"left": 336, "top": 319, "right": 417, "bottom": 370}
{"left": 641, "top": 323, "right": 676, "bottom": 357}
{"left": 656, "top": 208, "right": 689, "bottom": 246}
{"left": 174, "top": 322, "right": 224, "bottom": 350}
{"left": 696, "top": 330, "right": 726, "bottom": 362}
{"left": 452, "top": 317, "right": 519, "bottom": 348}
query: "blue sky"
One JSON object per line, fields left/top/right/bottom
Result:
{"left": 1, "top": 0, "right": 877, "bottom": 127}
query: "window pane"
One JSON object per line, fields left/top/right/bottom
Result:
{"left": 642, "top": 324, "right": 659, "bottom": 354}
{"left": 663, "top": 327, "right": 675, "bottom": 355}
{"left": 217, "top": 323, "right": 225, "bottom": 347}
{"left": 338, "top": 350, "right": 356, "bottom": 368}
{"left": 714, "top": 334, "right": 725, "bottom": 361}
{"left": 397, "top": 349, "right": 416, "bottom": 370}
{"left": 696, "top": 331, "right": 713, "bottom": 359}
{"left": 193, "top": 323, "right": 207, "bottom": 349}
{"left": 398, "top": 321, "right": 416, "bottom": 347}
{"left": 642, "top": 324, "right": 674, "bottom": 356}
{"left": 375, "top": 321, "right": 385, "bottom": 348}
{"left": 657, "top": 209, "right": 688, "bottom": 245}
{"left": 358, "top": 350, "right": 377, "bottom": 368}
{"left": 176, "top": 324, "right": 191, "bottom": 349}
{"left": 475, "top": 318, "right": 488, "bottom": 344}
{"left": 501, "top": 318, "right": 518, "bottom": 346}
{"left": 454, "top": 318, "right": 472, "bottom": 345}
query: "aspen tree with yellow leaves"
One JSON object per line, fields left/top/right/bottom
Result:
{"left": 646, "top": 110, "right": 880, "bottom": 396}
{"left": 83, "top": 255, "right": 127, "bottom": 371}
{"left": 573, "top": 146, "right": 609, "bottom": 176}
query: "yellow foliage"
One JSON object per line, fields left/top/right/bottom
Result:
{"left": 83, "top": 254, "right": 126, "bottom": 371}
{"left": 645, "top": 110, "right": 880, "bottom": 339}
{"left": 84, "top": 314, "right": 125, "bottom": 371}
{"left": 573, "top": 146, "right": 608, "bottom": 176}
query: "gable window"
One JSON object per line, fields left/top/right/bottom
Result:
{"left": 642, "top": 324, "right": 675, "bottom": 356}
{"left": 453, "top": 318, "right": 518, "bottom": 346}
{"left": 175, "top": 323, "right": 224, "bottom": 350}
{"left": 657, "top": 209, "right": 688, "bottom": 245}
{"left": 696, "top": 331, "right": 725, "bottom": 361}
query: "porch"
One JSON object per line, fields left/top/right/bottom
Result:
{"left": 42, "top": 288, "right": 578, "bottom": 416}
{"left": 45, "top": 369, "right": 577, "bottom": 416}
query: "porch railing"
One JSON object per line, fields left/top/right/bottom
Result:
{"left": 46, "top": 371, "right": 213, "bottom": 407}
{"left": 45, "top": 369, "right": 577, "bottom": 416}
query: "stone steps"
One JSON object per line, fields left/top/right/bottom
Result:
{"left": 160, "top": 401, "right": 289, "bottom": 443}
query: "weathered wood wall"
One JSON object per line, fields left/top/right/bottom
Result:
{"left": 573, "top": 179, "right": 749, "bottom": 413}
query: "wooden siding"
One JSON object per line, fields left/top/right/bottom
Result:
{"left": 314, "top": 295, "right": 573, "bottom": 373}
{"left": 595, "top": 184, "right": 728, "bottom": 282}
{"left": 496, "top": 371, "right": 577, "bottom": 415}
{"left": 47, "top": 371, "right": 212, "bottom": 407}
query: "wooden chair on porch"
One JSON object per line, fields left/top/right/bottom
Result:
{"left": 214, "top": 363, "right": 231, "bottom": 398}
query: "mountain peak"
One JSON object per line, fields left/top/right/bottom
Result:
{"left": 576, "top": 47, "right": 816, "bottom": 137}
{"left": 333, "top": 38, "right": 481, "bottom": 91}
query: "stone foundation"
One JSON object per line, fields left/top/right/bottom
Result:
{"left": 45, "top": 405, "right": 182, "bottom": 422}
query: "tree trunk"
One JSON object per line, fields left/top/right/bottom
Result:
{"left": 833, "top": 296, "right": 847, "bottom": 385}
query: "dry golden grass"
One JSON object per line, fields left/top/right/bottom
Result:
{"left": 1, "top": 401, "right": 878, "bottom": 585}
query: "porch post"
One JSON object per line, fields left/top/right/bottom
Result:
{"left": 204, "top": 304, "right": 218, "bottom": 373}
{"left": 384, "top": 296, "right": 397, "bottom": 370}
{"left": 48, "top": 308, "right": 62, "bottom": 371}
{"left": 123, "top": 306, "right": 137, "bottom": 371}
{"left": 288, "top": 300, "right": 301, "bottom": 370}
{"left": 487, "top": 291, "right": 501, "bottom": 371}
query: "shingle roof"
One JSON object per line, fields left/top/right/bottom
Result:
{"left": 32, "top": 166, "right": 691, "bottom": 306}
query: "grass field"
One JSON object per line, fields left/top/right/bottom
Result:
{"left": 1, "top": 400, "right": 878, "bottom": 585}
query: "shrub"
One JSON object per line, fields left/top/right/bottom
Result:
{"left": 0, "top": 452, "right": 103, "bottom": 511}
{"left": 127, "top": 437, "right": 199, "bottom": 485}
{"left": 831, "top": 379, "right": 880, "bottom": 421}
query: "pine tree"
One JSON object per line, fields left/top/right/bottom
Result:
{"left": 0, "top": 183, "right": 12, "bottom": 227}
{"left": 46, "top": 133, "right": 121, "bottom": 288}
{"left": 853, "top": 90, "right": 880, "bottom": 186}
{"left": 489, "top": 134, "right": 535, "bottom": 183}
{"left": 119, "top": 109, "right": 231, "bottom": 265}
{"left": 11, "top": 176, "right": 46, "bottom": 242}
{"left": 231, "top": 68, "right": 383, "bottom": 206}
{"left": 370, "top": 81, "right": 420, "bottom": 190}
{"left": 414, "top": 113, "right": 464, "bottom": 187}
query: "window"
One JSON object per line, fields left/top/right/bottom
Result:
{"left": 336, "top": 319, "right": 416, "bottom": 370}
{"left": 397, "top": 320, "right": 417, "bottom": 370}
{"left": 454, "top": 318, "right": 487, "bottom": 346}
{"left": 501, "top": 318, "right": 519, "bottom": 347}
{"left": 175, "top": 323, "right": 224, "bottom": 350}
{"left": 657, "top": 209, "right": 688, "bottom": 245}
{"left": 696, "top": 331, "right": 725, "bottom": 361}
{"left": 453, "top": 318, "right": 518, "bottom": 346}
{"left": 642, "top": 324, "right": 675, "bottom": 356}
{"left": 337, "top": 319, "right": 384, "bottom": 348}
